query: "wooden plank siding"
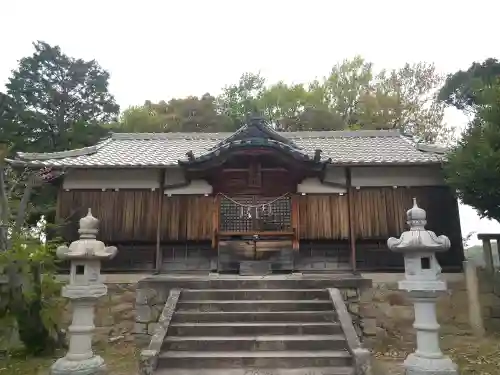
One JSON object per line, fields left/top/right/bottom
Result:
{"left": 58, "top": 187, "right": 461, "bottom": 243}
{"left": 56, "top": 185, "right": 463, "bottom": 272}
{"left": 295, "top": 186, "right": 461, "bottom": 244}
{"left": 352, "top": 187, "right": 409, "bottom": 239}
{"left": 57, "top": 191, "right": 215, "bottom": 242}
{"left": 351, "top": 186, "right": 462, "bottom": 244}
{"left": 56, "top": 186, "right": 461, "bottom": 253}
{"left": 161, "top": 196, "right": 214, "bottom": 241}
{"left": 297, "top": 194, "right": 350, "bottom": 240}
{"left": 57, "top": 190, "right": 159, "bottom": 242}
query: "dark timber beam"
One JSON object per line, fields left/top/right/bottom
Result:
{"left": 346, "top": 167, "right": 356, "bottom": 272}
{"left": 155, "top": 169, "right": 166, "bottom": 273}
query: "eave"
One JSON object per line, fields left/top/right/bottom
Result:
{"left": 178, "top": 138, "right": 327, "bottom": 172}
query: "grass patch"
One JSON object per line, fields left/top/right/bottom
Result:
{"left": 0, "top": 342, "right": 138, "bottom": 375}
{"left": 373, "top": 333, "right": 500, "bottom": 375}
{"left": 2, "top": 334, "right": 500, "bottom": 375}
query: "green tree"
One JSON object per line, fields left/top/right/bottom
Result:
{"left": 163, "top": 94, "right": 235, "bottom": 132}
{"left": 381, "top": 63, "right": 448, "bottom": 142}
{"left": 217, "top": 72, "right": 266, "bottom": 126}
{"left": 321, "top": 56, "right": 374, "bottom": 126}
{"left": 0, "top": 147, "right": 63, "bottom": 354}
{"left": 354, "top": 63, "right": 450, "bottom": 142}
{"left": 278, "top": 107, "right": 346, "bottom": 131}
{"left": 4, "top": 41, "right": 119, "bottom": 226}
{"left": 444, "top": 65, "right": 500, "bottom": 221}
{"left": 5, "top": 41, "right": 119, "bottom": 153}
{"left": 113, "top": 95, "right": 236, "bottom": 133}
{"left": 438, "top": 58, "right": 500, "bottom": 113}
{"left": 109, "top": 105, "right": 166, "bottom": 132}
{"left": 214, "top": 57, "right": 449, "bottom": 142}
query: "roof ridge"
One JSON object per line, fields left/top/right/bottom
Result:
{"left": 111, "top": 132, "right": 230, "bottom": 140}
{"left": 285, "top": 130, "right": 401, "bottom": 138}
{"left": 398, "top": 133, "right": 449, "bottom": 154}
{"left": 11, "top": 129, "right": 447, "bottom": 168}
{"left": 16, "top": 138, "right": 113, "bottom": 161}
{"left": 110, "top": 129, "right": 403, "bottom": 141}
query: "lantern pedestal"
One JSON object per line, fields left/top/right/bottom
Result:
{"left": 387, "top": 199, "right": 458, "bottom": 375}
{"left": 404, "top": 354, "right": 458, "bottom": 375}
{"left": 51, "top": 355, "right": 106, "bottom": 375}
{"left": 50, "top": 210, "right": 117, "bottom": 375}
{"left": 401, "top": 289, "right": 458, "bottom": 375}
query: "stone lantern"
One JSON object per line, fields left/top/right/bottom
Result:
{"left": 51, "top": 209, "right": 117, "bottom": 375}
{"left": 387, "top": 198, "right": 458, "bottom": 375}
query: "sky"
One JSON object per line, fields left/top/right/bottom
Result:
{"left": 1, "top": 0, "right": 500, "bottom": 243}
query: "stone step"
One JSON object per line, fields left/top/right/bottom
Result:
{"left": 140, "top": 275, "right": 368, "bottom": 292}
{"left": 168, "top": 322, "right": 343, "bottom": 336}
{"left": 176, "top": 300, "right": 333, "bottom": 312}
{"left": 171, "top": 310, "right": 337, "bottom": 323}
{"left": 180, "top": 289, "right": 329, "bottom": 301}
{"left": 155, "top": 367, "right": 355, "bottom": 375}
{"left": 157, "top": 350, "right": 352, "bottom": 369}
{"left": 162, "top": 334, "right": 348, "bottom": 351}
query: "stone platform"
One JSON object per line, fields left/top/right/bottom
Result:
{"left": 134, "top": 273, "right": 371, "bottom": 333}
{"left": 137, "top": 273, "right": 371, "bottom": 293}
{"left": 135, "top": 274, "right": 372, "bottom": 375}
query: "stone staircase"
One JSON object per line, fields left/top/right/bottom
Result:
{"left": 146, "top": 288, "right": 365, "bottom": 375}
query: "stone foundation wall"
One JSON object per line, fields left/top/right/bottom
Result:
{"left": 54, "top": 273, "right": 478, "bottom": 349}
{"left": 477, "top": 268, "right": 500, "bottom": 332}
{"left": 357, "top": 273, "right": 470, "bottom": 350}
{"left": 60, "top": 275, "right": 147, "bottom": 344}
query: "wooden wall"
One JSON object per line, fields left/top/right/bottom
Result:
{"left": 353, "top": 187, "right": 410, "bottom": 239}
{"left": 352, "top": 186, "right": 462, "bottom": 245}
{"left": 57, "top": 190, "right": 214, "bottom": 243}
{"left": 297, "top": 195, "right": 349, "bottom": 240}
{"left": 57, "top": 190, "right": 159, "bottom": 242}
{"left": 296, "top": 187, "right": 462, "bottom": 244}
{"left": 161, "top": 196, "right": 214, "bottom": 241}
{"left": 57, "top": 186, "right": 461, "bottom": 249}
{"left": 296, "top": 186, "right": 463, "bottom": 270}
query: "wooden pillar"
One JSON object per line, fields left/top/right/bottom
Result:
{"left": 482, "top": 238, "right": 495, "bottom": 274}
{"left": 155, "top": 170, "right": 165, "bottom": 273}
{"left": 55, "top": 186, "right": 63, "bottom": 222}
{"left": 212, "top": 194, "right": 221, "bottom": 272}
{"left": 346, "top": 168, "right": 356, "bottom": 272}
{"left": 291, "top": 194, "right": 300, "bottom": 251}
{"left": 212, "top": 194, "right": 221, "bottom": 249}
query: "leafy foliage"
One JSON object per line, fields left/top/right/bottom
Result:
{"left": 218, "top": 72, "right": 266, "bottom": 125}
{"left": 0, "top": 223, "right": 64, "bottom": 355}
{"left": 1, "top": 154, "right": 64, "bottom": 354}
{"left": 117, "top": 57, "right": 450, "bottom": 142}
{"left": 444, "top": 63, "right": 500, "bottom": 221}
{"left": 115, "top": 95, "right": 237, "bottom": 133}
{"left": 439, "top": 58, "right": 500, "bottom": 112}
{"left": 108, "top": 105, "right": 166, "bottom": 132}
{"left": 2, "top": 41, "right": 119, "bottom": 225}
{"left": 150, "top": 95, "right": 235, "bottom": 132}
{"left": 4, "top": 41, "right": 119, "bottom": 154}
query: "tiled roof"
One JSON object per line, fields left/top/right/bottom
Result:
{"left": 13, "top": 130, "right": 446, "bottom": 168}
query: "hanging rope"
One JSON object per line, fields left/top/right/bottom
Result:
{"left": 218, "top": 192, "right": 290, "bottom": 220}
{"left": 217, "top": 192, "right": 290, "bottom": 208}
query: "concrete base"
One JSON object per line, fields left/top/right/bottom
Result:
{"left": 51, "top": 355, "right": 106, "bottom": 375}
{"left": 404, "top": 353, "right": 458, "bottom": 375}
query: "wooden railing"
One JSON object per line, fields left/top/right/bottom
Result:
{"left": 477, "top": 233, "right": 500, "bottom": 274}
